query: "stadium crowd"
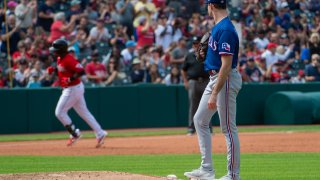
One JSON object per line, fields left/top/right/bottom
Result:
{"left": 0, "top": 0, "right": 319, "bottom": 88}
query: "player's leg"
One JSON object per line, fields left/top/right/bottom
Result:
{"left": 55, "top": 88, "right": 81, "bottom": 145}
{"left": 217, "top": 72, "right": 242, "bottom": 179}
{"left": 184, "top": 79, "right": 216, "bottom": 179}
{"left": 72, "top": 84, "right": 107, "bottom": 147}
{"left": 187, "top": 80, "right": 196, "bottom": 135}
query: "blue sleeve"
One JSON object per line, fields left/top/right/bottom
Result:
{"left": 218, "top": 30, "right": 237, "bottom": 55}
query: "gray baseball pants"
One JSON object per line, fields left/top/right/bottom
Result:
{"left": 194, "top": 69, "right": 242, "bottom": 178}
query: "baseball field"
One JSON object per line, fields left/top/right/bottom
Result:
{"left": 0, "top": 125, "right": 319, "bottom": 180}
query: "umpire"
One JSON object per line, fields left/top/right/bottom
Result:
{"left": 182, "top": 36, "right": 210, "bottom": 135}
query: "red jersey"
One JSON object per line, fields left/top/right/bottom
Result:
{"left": 85, "top": 62, "right": 107, "bottom": 83}
{"left": 57, "top": 54, "right": 83, "bottom": 87}
{"left": 137, "top": 26, "right": 155, "bottom": 49}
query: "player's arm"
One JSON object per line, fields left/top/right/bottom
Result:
{"left": 67, "top": 57, "right": 86, "bottom": 82}
{"left": 212, "top": 55, "right": 232, "bottom": 95}
{"left": 208, "top": 30, "right": 236, "bottom": 110}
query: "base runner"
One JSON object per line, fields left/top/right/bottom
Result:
{"left": 48, "top": 39, "right": 107, "bottom": 148}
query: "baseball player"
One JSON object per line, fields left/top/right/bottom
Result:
{"left": 184, "top": 1, "right": 242, "bottom": 180}
{"left": 48, "top": 39, "right": 107, "bottom": 148}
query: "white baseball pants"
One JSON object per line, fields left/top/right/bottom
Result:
{"left": 194, "top": 69, "right": 242, "bottom": 178}
{"left": 55, "top": 82, "right": 105, "bottom": 138}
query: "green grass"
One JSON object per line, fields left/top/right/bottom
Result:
{"left": 0, "top": 153, "right": 319, "bottom": 179}
{"left": 0, "top": 125, "right": 319, "bottom": 142}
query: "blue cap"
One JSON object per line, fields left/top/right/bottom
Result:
{"left": 207, "top": 0, "right": 226, "bottom": 5}
{"left": 126, "top": 40, "right": 137, "bottom": 48}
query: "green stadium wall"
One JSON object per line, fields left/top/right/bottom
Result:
{"left": 0, "top": 83, "right": 319, "bottom": 134}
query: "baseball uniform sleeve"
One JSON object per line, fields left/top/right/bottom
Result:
{"left": 218, "top": 30, "right": 237, "bottom": 56}
{"left": 67, "top": 56, "right": 84, "bottom": 73}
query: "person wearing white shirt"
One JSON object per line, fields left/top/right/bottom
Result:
{"left": 155, "top": 14, "right": 173, "bottom": 51}
{"left": 253, "top": 30, "right": 269, "bottom": 50}
{"left": 15, "top": 0, "right": 36, "bottom": 29}
{"left": 261, "top": 43, "right": 293, "bottom": 68}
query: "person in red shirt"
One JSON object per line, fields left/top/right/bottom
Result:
{"left": 85, "top": 50, "right": 107, "bottom": 85}
{"left": 136, "top": 16, "right": 155, "bottom": 49}
{"left": 48, "top": 39, "right": 107, "bottom": 148}
{"left": 48, "top": 12, "right": 77, "bottom": 43}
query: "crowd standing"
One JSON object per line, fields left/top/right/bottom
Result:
{"left": 0, "top": 0, "right": 319, "bottom": 88}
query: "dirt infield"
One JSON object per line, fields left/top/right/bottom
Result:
{"left": 0, "top": 171, "right": 165, "bottom": 180}
{"left": 0, "top": 131, "right": 319, "bottom": 156}
{"left": 0, "top": 131, "right": 319, "bottom": 179}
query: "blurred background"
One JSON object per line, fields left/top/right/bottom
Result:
{"left": 0, "top": 0, "right": 319, "bottom": 89}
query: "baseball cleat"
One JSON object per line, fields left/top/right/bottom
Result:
{"left": 96, "top": 131, "right": 108, "bottom": 148}
{"left": 67, "top": 129, "right": 81, "bottom": 146}
{"left": 184, "top": 168, "right": 215, "bottom": 180}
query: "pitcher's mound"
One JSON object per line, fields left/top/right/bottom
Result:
{"left": 0, "top": 171, "right": 165, "bottom": 180}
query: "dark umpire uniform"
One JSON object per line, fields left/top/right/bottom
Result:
{"left": 182, "top": 37, "right": 209, "bottom": 135}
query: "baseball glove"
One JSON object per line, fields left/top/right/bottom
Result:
{"left": 196, "top": 32, "right": 211, "bottom": 62}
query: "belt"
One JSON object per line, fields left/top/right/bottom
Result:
{"left": 208, "top": 70, "right": 219, "bottom": 76}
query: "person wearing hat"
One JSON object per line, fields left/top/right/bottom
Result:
{"left": 130, "top": 58, "right": 145, "bottom": 83}
{"left": 261, "top": 42, "right": 293, "bottom": 69}
{"left": 6, "top": 1, "right": 18, "bottom": 16}
{"left": 65, "top": 0, "right": 86, "bottom": 23}
{"left": 121, "top": 40, "right": 138, "bottom": 68}
{"left": 85, "top": 50, "right": 107, "bottom": 85}
{"left": 155, "top": 14, "right": 173, "bottom": 50}
{"left": 86, "top": 18, "right": 110, "bottom": 45}
{"left": 253, "top": 29, "right": 269, "bottom": 50}
{"left": 184, "top": 0, "right": 242, "bottom": 179}
{"left": 242, "top": 57, "right": 263, "bottom": 82}
{"left": 182, "top": 36, "right": 211, "bottom": 135}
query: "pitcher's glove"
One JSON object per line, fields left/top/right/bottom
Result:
{"left": 196, "top": 32, "right": 211, "bottom": 62}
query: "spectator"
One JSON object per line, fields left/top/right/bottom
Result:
{"left": 261, "top": 42, "right": 293, "bottom": 68}
{"left": 148, "top": 47, "right": 166, "bottom": 77}
{"left": 15, "top": 0, "right": 36, "bottom": 31}
{"left": 85, "top": 51, "right": 107, "bottom": 85}
{"left": 133, "top": 0, "right": 156, "bottom": 27}
{"left": 1, "top": 14, "right": 22, "bottom": 55}
{"left": 48, "top": 12, "right": 77, "bottom": 43}
{"left": 242, "top": 57, "right": 264, "bottom": 83}
{"left": 170, "top": 38, "right": 188, "bottom": 66}
{"left": 105, "top": 56, "right": 120, "bottom": 86}
{"left": 65, "top": 0, "right": 86, "bottom": 22}
{"left": 155, "top": 14, "right": 173, "bottom": 51}
{"left": 37, "top": 0, "right": 55, "bottom": 33}
{"left": 291, "top": 70, "right": 306, "bottom": 83}
{"left": 309, "top": 33, "right": 320, "bottom": 56}
{"left": 121, "top": 40, "right": 138, "bottom": 71}
{"left": 110, "top": 25, "right": 129, "bottom": 51}
{"left": 14, "top": 59, "right": 29, "bottom": 87}
{"left": 12, "top": 41, "right": 30, "bottom": 69}
{"left": 6, "top": 1, "right": 17, "bottom": 16}
{"left": 26, "top": 73, "right": 41, "bottom": 88}
{"left": 253, "top": 30, "right": 269, "bottom": 50}
{"left": 86, "top": 19, "right": 111, "bottom": 46}
{"left": 130, "top": 58, "right": 145, "bottom": 83}
{"left": 163, "top": 65, "right": 181, "bottom": 85}
{"left": 136, "top": 16, "right": 155, "bottom": 49}
{"left": 115, "top": 0, "right": 135, "bottom": 37}
{"left": 146, "top": 64, "right": 162, "bottom": 83}
{"left": 305, "top": 54, "right": 320, "bottom": 82}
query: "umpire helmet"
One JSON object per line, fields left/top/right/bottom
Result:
{"left": 50, "top": 39, "right": 68, "bottom": 55}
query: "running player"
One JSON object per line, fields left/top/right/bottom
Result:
{"left": 48, "top": 39, "right": 107, "bottom": 148}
